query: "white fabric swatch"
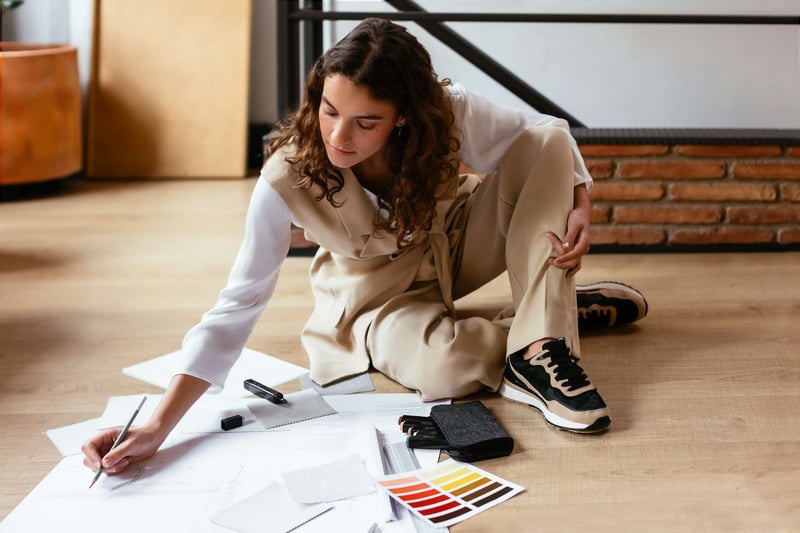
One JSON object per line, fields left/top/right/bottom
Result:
{"left": 299, "top": 372, "right": 375, "bottom": 395}
{"left": 282, "top": 454, "right": 375, "bottom": 504}
{"left": 210, "top": 481, "right": 331, "bottom": 533}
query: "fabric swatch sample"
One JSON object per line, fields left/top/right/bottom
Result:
{"left": 247, "top": 389, "right": 337, "bottom": 430}
{"left": 210, "top": 481, "right": 331, "bottom": 533}
{"left": 299, "top": 372, "right": 375, "bottom": 395}
{"left": 282, "top": 454, "right": 375, "bottom": 504}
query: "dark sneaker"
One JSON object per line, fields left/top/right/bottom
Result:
{"left": 577, "top": 281, "right": 648, "bottom": 329}
{"left": 499, "top": 338, "right": 610, "bottom": 433}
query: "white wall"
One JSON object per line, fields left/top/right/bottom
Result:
{"left": 3, "top": 0, "right": 68, "bottom": 43}
{"left": 4, "top": 0, "right": 94, "bottom": 104}
{"left": 7, "top": 0, "right": 800, "bottom": 128}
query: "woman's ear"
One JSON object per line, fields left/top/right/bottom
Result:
{"left": 395, "top": 116, "right": 407, "bottom": 127}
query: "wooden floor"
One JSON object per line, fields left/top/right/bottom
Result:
{"left": 1, "top": 177, "right": 799, "bottom": 532}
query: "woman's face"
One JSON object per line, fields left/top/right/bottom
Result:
{"left": 318, "top": 73, "right": 405, "bottom": 171}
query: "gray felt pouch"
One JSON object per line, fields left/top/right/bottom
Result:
{"left": 403, "top": 401, "right": 514, "bottom": 462}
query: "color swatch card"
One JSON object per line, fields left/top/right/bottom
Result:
{"left": 376, "top": 459, "right": 524, "bottom": 528}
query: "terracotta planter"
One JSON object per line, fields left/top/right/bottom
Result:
{"left": 0, "top": 43, "right": 82, "bottom": 185}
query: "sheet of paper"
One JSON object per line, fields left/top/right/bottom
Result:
{"left": 45, "top": 391, "right": 264, "bottom": 461}
{"left": 45, "top": 417, "right": 105, "bottom": 457}
{"left": 300, "top": 372, "right": 375, "bottom": 395}
{"left": 97, "top": 394, "right": 162, "bottom": 429}
{"left": 95, "top": 394, "right": 263, "bottom": 435}
{"left": 46, "top": 396, "right": 162, "bottom": 458}
{"left": 282, "top": 454, "right": 375, "bottom": 504}
{"left": 0, "top": 453, "right": 237, "bottom": 533}
{"left": 247, "top": 389, "right": 337, "bottom": 429}
{"left": 210, "top": 481, "right": 332, "bottom": 533}
{"left": 42, "top": 395, "right": 160, "bottom": 459}
{"left": 175, "top": 396, "right": 261, "bottom": 434}
{"left": 122, "top": 347, "right": 307, "bottom": 395}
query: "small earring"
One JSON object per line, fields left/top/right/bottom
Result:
{"left": 395, "top": 125, "right": 403, "bottom": 137}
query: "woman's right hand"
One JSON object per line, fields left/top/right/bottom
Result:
{"left": 80, "top": 374, "right": 212, "bottom": 476}
{"left": 81, "top": 423, "right": 165, "bottom": 475}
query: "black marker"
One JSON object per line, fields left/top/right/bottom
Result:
{"left": 244, "top": 379, "right": 287, "bottom": 404}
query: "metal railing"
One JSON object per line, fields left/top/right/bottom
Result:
{"left": 276, "top": 1, "right": 799, "bottom": 128}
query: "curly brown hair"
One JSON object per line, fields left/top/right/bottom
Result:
{"left": 269, "top": 18, "right": 460, "bottom": 248}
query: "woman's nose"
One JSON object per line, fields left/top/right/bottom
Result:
{"left": 330, "top": 121, "right": 351, "bottom": 145}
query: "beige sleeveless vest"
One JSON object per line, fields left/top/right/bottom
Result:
{"left": 263, "top": 146, "right": 479, "bottom": 385}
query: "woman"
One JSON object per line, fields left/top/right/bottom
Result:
{"left": 82, "top": 18, "right": 646, "bottom": 476}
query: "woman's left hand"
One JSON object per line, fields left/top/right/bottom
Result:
{"left": 547, "top": 184, "right": 591, "bottom": 278}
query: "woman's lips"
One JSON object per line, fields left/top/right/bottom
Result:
{"left": 330, "top": 144, "right": 355, "bottom": 155}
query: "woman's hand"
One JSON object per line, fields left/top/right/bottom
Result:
{"left": 81, "top": 423, "right": 165, "bottom": 475}
{"left": 547, "top": 184, "right": 591, "bottom": 278}
{"left": 81, "top": 374, "right": 212, "bottom": 476}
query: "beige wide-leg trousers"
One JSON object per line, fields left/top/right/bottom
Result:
{"left": 368, "top": 126, "right": 580, "bottom": 400}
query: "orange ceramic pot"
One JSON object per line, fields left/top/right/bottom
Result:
{"left": 0, "top": 43, "right": 82, "bottom": 185}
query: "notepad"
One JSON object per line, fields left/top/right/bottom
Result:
{"left": 247, "top": 389, "right": 337, "bottom": 430}
{"left": 122, "top": 347, "right": 307, "bottom": 395}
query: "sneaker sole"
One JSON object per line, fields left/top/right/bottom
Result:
{"left": 499, "top": 381, "right": 611, "bottom": 434}
{"left": 576, "top": 281, "right": 649, "bottom": 317}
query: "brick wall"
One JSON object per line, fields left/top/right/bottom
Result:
{"left": 279, "top": 132, "right": 800, "bottom": 254}
{"left": 580, "top": 142, "right": 800, "bottom": 250}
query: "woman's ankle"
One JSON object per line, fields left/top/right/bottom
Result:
{"left": 525, "top": 338, "right": 556, "bottom": 359}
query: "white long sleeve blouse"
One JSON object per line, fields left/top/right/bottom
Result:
{"left": 178, "top": 83, "right": 593, "bottom": 392}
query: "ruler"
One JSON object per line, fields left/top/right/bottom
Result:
{"left": 382, "top": 441, "right": 421, "bottom": 474}
{"left": 381, "top": 440, "right": 447, "bottom": 533}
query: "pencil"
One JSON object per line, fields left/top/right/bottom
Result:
{"left": 88, "top": 396, "right": 147, "bottom": 489}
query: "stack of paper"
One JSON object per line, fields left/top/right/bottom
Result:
{"left": 10, "top": 348, "right": 522, "bottom": 533}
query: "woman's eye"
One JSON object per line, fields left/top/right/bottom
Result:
{"left": 357, "top": 122, "right": 376, "bottom": 131}
{"left": 322, "top": 108, "right": 337, "bottom": 117}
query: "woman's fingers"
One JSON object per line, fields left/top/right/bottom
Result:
{"left": 80, "top": 429, "right": 119, "bottom": 471}
{"left": 547, "top": 231, "right": 586, "bottom": 277}
{"left": 546, "top": 232, "right": 566, "bottom": 254}
{"left": 80, "top": 427, "right": 158, "bottom": 475}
